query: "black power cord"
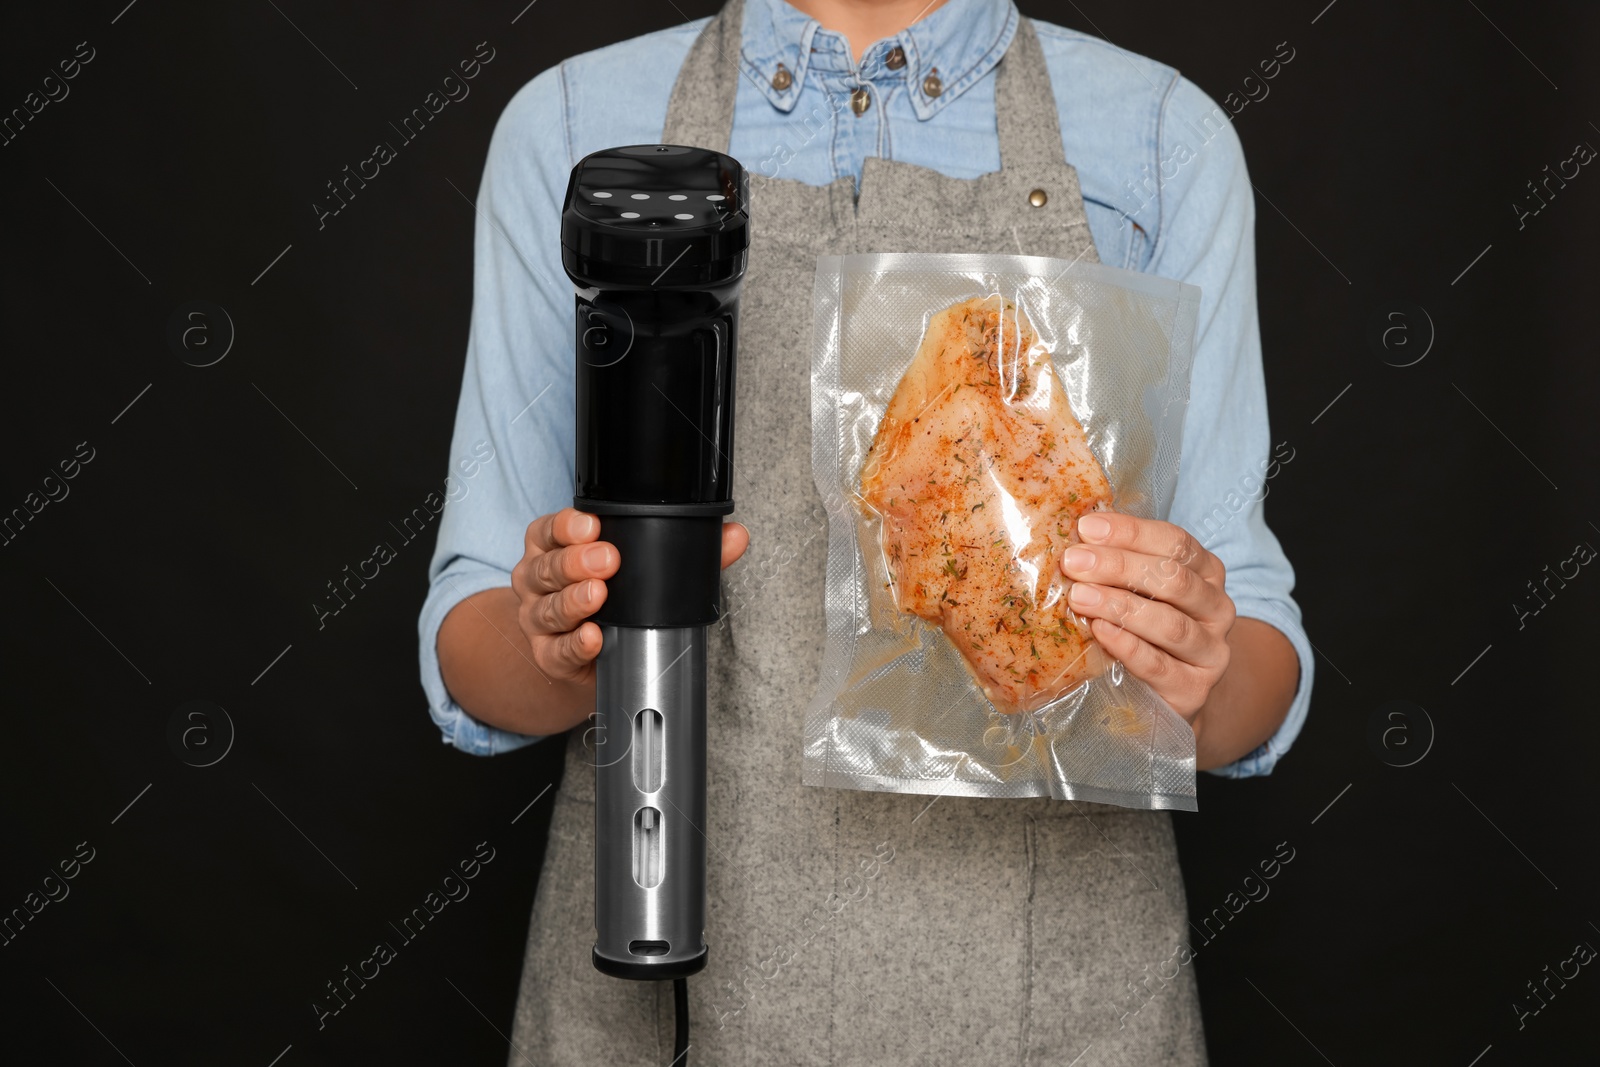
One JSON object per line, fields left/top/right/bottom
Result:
{"left": 672, "top": 976, "right": 690, "bottom": 1064}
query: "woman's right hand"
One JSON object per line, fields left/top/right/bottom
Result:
{"left": 511, "top": 507, "right": 751, "bottom": 686}
{"left": 439, "top": 507, "right": 751, "bottom": 736}
{"left": 511, "top": 508, "right": 620, "bottom": 686}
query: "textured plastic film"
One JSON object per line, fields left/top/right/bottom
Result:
{"left": 802, "top": 253, "right": 1202, "bottom": 810}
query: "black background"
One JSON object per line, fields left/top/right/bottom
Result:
{"left": 2, "top": 1, "right": 1597, "bottom": 1064}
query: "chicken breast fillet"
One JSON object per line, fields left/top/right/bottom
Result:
{"left": 859, "top": 295, "right": 1113, "bottom": 713}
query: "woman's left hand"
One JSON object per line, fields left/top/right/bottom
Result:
{"left": 1059, "top": 512, "right": 1236, "bottom": 720}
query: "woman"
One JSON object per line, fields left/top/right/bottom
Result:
{"left": 419, "top": 0, "right": 1313, "bottom": 1061}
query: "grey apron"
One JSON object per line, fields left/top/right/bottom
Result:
{"left": 510, "top": 3, "right": 1208, "bottom": 1062}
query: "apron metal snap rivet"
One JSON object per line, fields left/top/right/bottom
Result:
{"left": 851, "top": 87, "right": 871, "bottom": 115}
{"left": 1028, "top": 188, "right": 1048, "bottom": 207}
{"left": 923, "top": 70, "right": 943, "bottom": 98}
{"left": 771, "top": 64, "right": 792, "bottom": 91}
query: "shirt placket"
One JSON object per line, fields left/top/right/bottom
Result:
{"left": 803, "top": 34, "right": 879, "bottom": 193}
{"left": 862, "top": 41, "right": 908, "bottom": 166}
{"left": 833, "top": 72, "right": 878, "bottom": 191}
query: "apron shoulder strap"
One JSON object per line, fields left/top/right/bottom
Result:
{"left": 661, "top": 0, "right": 741, "bottom": 153}
{"left": 994, "top": 16, "right": 1071, "bottom": 174}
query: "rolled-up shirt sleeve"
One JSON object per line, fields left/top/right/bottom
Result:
{"left": 417, "top": 66, "right": 578, "bottom": 756}
{"left": 1149, "top": 75, "right": 1314, "bottom": 777}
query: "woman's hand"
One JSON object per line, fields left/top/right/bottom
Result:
{"left": 1059, "top": 512, "right": 1235, "bottom": 720}
{"left": 511, "top": 507, "right": 750, "bottom": 685}
{"left": 510, "top": 508, "right": 620, "bottom": 686}
{"left": 439, "top": 508, "right": 750, "bottom": 738}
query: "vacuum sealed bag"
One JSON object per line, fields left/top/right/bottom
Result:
{"left": 802, "top": 253, "right": 1203, "bottom": 810}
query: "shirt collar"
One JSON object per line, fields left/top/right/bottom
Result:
{"left": 739, "top": 0, "right": 1019, "bottom": 120}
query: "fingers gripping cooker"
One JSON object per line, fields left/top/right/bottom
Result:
{"left": 560, "top": 145, "right": 749, "bottom": 990}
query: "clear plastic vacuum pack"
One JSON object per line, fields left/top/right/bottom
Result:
{"left": 802, "top": 252, "right": 1203, "bottom": 810}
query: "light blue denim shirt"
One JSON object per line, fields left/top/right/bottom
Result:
{"left": 418, "top": 0, "right": 1314, "bottom": 777}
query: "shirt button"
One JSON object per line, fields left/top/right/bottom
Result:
{"left": 771, "top": 64, "right": 792, "bottom": 91}
{"left": 1028, "top": 188, "right": 1048, "bottom": 207}
{"left": 923, "top": 70, "right": 943, "bottom": 98}
{"left": 850, "top": 87, "right": 871, "bottom": 115}
{"left": 885, "top": 45, "right": 906, "bottom": 70}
